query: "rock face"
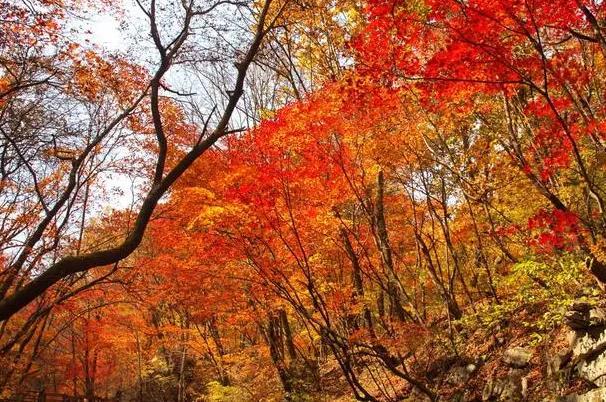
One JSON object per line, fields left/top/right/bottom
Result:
{"left": 482, "top": 369, "right": 527, "bottom": 401}
{"left": 565, "top": 302, "right": 606, "bottom": 330}
{"left": 559, "top": 388, "right": 606, "bottom": 402}
{"left": 566, "top": 303, "right": 606, "bottom": 388}
{"left": 548, "top": 350, "right": 572, "bottom": 377}
{"left": 572, "top": 329, "right": 606, "bottom": 387}
{"left": 446, "top": 366, "right": 471, "bottom": 385}
{"left": 482, "top": 349, "right": 530, "bottom": 401}
{"left": 425, "top": 301, "right": 606, "bottom": 400}
{"left": 452, "top": 302, "right": 606, "bottom": 401}
{"left": 482, "top": 302, "right": 606, "bottom": 402}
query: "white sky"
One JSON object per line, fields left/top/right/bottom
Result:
{"left": 89, "top": 15, "right": 126, "bottom": 52}
{"left": 77, "top": 2, "right": 250, "bottom": 211}
{"left": 82, "top": 10, "right": 141, "bottom": 211}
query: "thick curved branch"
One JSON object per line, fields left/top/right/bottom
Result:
{"left": 0, "top": 0, "right": 275, "bottom": 322}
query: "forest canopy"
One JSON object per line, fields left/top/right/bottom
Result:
{"left": 2, "top": 0, "right": 606, "bottom": 400}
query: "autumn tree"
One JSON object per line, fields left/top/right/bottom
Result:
{"left": 0, "top": 0, "right": 284, "bottom": 322}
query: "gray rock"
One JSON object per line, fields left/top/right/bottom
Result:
{"left": 482, "top": 369, "right": 525, "bottom": 401}
{"left": 559, "top": 387, "right": 606, "bottom": 402}
{"left": 567, "top": 330, "right": 578, "bottom": 347}
{"left": 481, "top": 380, "right": 494, "bottom": 401}
{"left": 565, "top": 303, "right": 606, "bottom": 331}
{"left": 405, "top": 386, "right": 433, "bottom": 402}
{"left": 566, "top": 310, "right": 591, "bottom": 330}
{"left": 548, "top": 349, "right": 572, "bottom": 376}
{"left": 589, "top": 308, "right": 606, "bottom": 327}
{"left": 521, "top": 375, "right": 528, "bottom": 398}
{"left": 504, "top": 347, "right": 533, "bottom": 368}
{"left": 446, "top": 366, "right": 471, "bottom": 385}
{"left": 572, "top": 327, "right": 606, "bottom": 387}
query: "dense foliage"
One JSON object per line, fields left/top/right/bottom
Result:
{"left": 2, "top": 0, "right": 606, "bottom": 400}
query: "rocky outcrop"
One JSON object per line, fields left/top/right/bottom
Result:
{"left": 559, "top": 387, "right": 606, "bottom": 402}
{"left": 482, "top": 369, "right": 527, "bottom": 401}
{"left": 548, "top": 349, "right": 572, "bottom": 377}
{"left": 422, "top": 301, "right": 606, "bottom": 401}
{"left": 564, "top": 302, "right": 606, "bottom": 330}
{"left": 565, "top": 302, "right": 606, "bottom": 388}
{"left": 482, "top": 348, "right": 531, "bottom": 401}
{"left": 479, "top": 301, "right": 606, "bottom": 401}
{"left": 446, "top": 364, "right": 476, "bottom": 386}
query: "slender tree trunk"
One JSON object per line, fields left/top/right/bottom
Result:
{"left": 341, "top": 229, "right": 374, "bottom": 335}
{"left": 373, "top": 171, "right": 415, "bottom": 322}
